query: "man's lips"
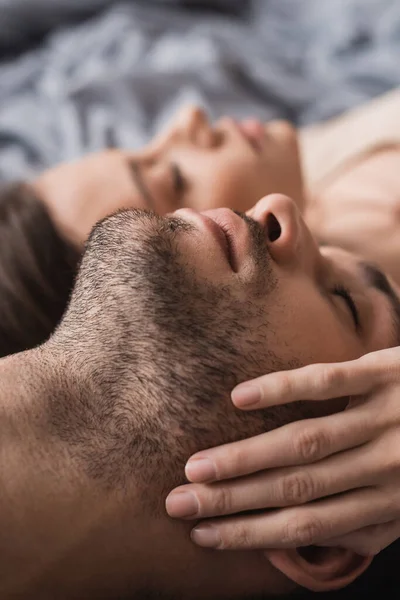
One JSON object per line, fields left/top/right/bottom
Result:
{"left": 202, "top": 211, "right": 238, "bottom": 272}
{"left": 175, "top": 208, "right": 246, "bottom": 273}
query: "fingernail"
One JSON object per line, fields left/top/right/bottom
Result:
{"left": 191, "top": 525, "right": 221, "bottom": 548}
{"left": 185, "top": 457, "right": 216, "bottom": 482}
{"left": 231, "top": 383, "right": 261, "bottom": 407}
{"left": 166, "top": 491, "right": 199, "bottom": 518}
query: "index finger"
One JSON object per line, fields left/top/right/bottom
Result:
{"left": 231, "top": 350, "right": 393, "bottom": 410}
{"left": 185, "top": 400, "right": 375, "bottom": 482}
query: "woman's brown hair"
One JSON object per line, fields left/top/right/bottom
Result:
{"left": 0, "top": 182, "right": 79, "bottom": 357}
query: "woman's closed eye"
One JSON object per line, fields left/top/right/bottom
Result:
{"left": 332, "top": 284, "right": 360, "bottom": 331}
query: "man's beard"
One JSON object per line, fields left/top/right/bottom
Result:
{"left": 50, "top": 209, "right": 307, "bottom": 508}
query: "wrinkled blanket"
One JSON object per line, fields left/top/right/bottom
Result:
{"left": 0, "top": 0, "right": 399, "bottom": 181}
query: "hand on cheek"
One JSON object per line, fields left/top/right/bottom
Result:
{"left": 166, "top": 347, "right": 400, "bottom": 558}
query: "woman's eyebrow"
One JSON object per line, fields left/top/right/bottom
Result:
{"left": 129, "top": 161, "right": 156, "bottom": 210}
{"left": 360, "top": 261, "right": 400, "bottom": 344}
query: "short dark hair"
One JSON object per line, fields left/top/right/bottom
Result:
{"left": 0, "top": 181, "right": 79, "bottom": 357}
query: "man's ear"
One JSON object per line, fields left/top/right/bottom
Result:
{"left": 264, "top": 546, "right": 373, "bottom": 592}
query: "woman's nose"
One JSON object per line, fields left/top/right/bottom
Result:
{"left": 174, "top": 105, "right": 220, "bottom": 148}
{"left": 249, "top": 194, "right": 320, "bottom": 272}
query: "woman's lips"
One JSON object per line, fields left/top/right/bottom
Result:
{"left": 236, "top": 118, "right": 266, "bottom": 153}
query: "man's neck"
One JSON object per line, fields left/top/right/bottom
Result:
{"left": 0, "top": 348, "right": 154, "bottom": 598}
{"left": 0, "top": 347, "right": 290, "bottom": 599}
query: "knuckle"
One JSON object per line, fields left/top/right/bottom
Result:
{"left": 293, "top": 427, "right": 330, "bottom": 463}
{"left": 213, "top": 486, "right": 233, "bottom": 515}
{"left": 386, "top": 357, "right": 400, "bottom": 382}
{"left": 361, "top": 351, "right": 383, "bottom": 371}
{"left": 226, "top": 445, "right": 248, "bottom": 477}
{"left": 281, "top": 472, "right": 315, "bottom": 505}
{"left": 383, "top": 495, "right": 399, "bottom": 521}
{"left": 383, "top": 449, "right": 400, "bottom": 475}
{"left": 380, "top": 432, "right": 400, "bottom": 475}
{"left": 318, "top": 365, "right": 346, "bottom": 391}
{"left": 283, "top": 515, "right": 324, "bottom": 546}
{"left": 363, "top": 349, "right": 400, "bottom": 384}
{"left": 276, "top": 373, "right": 296, "bottom": 399}
{"left": 223, "top": 523, "right": 252, "bottom": 550}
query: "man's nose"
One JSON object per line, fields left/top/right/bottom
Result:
{"left": 249, "top": 194, "right": 320, "bottom": 272}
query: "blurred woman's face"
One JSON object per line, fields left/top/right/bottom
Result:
{"left": 34, "top": 106, "right": 304, "bottom": 248}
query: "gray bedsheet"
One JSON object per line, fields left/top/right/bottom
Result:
{"left": 0, "top": 0, "right": 399, "bottom": 182}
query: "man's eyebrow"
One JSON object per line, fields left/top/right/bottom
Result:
{"left": 129, "top": 161, "right": 156, "bottom": 210}
{"left": 360, "top": 261, "right": 400, "bottom": 345}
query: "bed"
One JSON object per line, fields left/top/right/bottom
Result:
{"left": 0, "top": 0, "right": 399, "bottom": 182}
